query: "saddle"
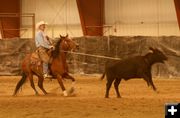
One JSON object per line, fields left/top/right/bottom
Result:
{"left": 30, "top": 49, "right": 54, "bottom": 79}
{"left": 30, "top": 48, "right": 53, "bottom": 66}
{"left": 30, "top": 50, "right": 42, "bottom": 66}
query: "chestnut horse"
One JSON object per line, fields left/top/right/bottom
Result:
{"left": 13, "top": 35, "right": 79, "bottom": 96}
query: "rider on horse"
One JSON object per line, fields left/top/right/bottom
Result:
{"left": 35, "top": 21, "right": 54, "bottom": 78}
{"left": 14, "top": 32, "right": 78, "bottom": 96}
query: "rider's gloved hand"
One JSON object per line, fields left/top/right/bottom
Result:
{"left": 49, "top": 46, "right": 55, "bottom": 50}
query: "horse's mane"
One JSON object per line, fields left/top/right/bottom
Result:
{"left": 52, "top": 38, "right": 62, "bottom": 58}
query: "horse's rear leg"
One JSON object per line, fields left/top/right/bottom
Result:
{"left": 37, "top": 76, "right": 48, "bottom": 95}
{"left": 29, "top": 74, "right": 39, "bottom": 95}
{"left": 57, "top": 75, "right": 67, "bottom": 96}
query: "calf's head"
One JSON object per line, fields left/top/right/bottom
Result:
{"left": 149, "top": 47, "right": 168, "bottom": 63}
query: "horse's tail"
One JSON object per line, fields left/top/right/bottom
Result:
{"left": 100, "top": 72, "right": 106, "bottom": 80}
{"left": 13, "top": 72, "right": 27, "bottom": 96}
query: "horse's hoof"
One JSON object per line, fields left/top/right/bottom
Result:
{"left": 44, "top": 92, "right": 48, "bottom": 95}
{"left": 63, "top": 91, "right": 68, "bottom": 97}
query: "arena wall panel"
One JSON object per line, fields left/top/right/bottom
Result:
{"left": 0, "top": 36, "right": 180, "bottom": 78}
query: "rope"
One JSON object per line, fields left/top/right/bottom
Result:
{"left": 61, "top": 50, "right": 121, "bottom": 60}
{"left": 65, "top": 0, "right": 68, "bottom": 34}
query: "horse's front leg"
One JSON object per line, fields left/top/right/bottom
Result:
{"left": 57, "top": 74, "right": 68, "bottom": 96}
{"left": 63, "top": 73, "right": 76, "bottom": 94}
{"left": 63, "top": 73, "right": 75, "bottom": 83}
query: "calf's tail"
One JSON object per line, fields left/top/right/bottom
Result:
{"left": 13, "top": 72, "right": 27, "bottom": 96}
{"left": 100, "top": 72, "right": 106, "bottom": 80}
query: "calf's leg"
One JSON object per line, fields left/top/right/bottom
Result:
{"left": 143, "top": 78, "right": 150, "bottom": 87}
{"left": 114, "top": 78, "right": 121, "bottom": 98}
{"left": 105, "top": 78, "right": 114, "bottom": 98}
{"left": 147, "top": 72, "right": 157, "bottom": 91}
{"left": 149, "top": 78, "right": 156, "bottom": 91}
{"left": 143, "top": 73, "right": 157, "bottom": 91}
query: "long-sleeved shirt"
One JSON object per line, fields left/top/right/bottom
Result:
{"left": 35, "top": 30, "right": 51, "bottom": 49}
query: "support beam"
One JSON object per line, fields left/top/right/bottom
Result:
{"left": 0, "top": 0, "right": 20, "bottom": 38}
{"left": 76, "top": 0, "right": 104, "bottom": 36}
{"left": 174, "top": 0, "right": 180, "bottom": 30}
{"left": 0, "top": 19, "right": 4, "bottom": 38}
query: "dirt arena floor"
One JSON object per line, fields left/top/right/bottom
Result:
{"left": 0, "top": 74, "right": 180, "bottom": 118}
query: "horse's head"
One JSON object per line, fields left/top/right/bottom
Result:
{"left": 60, "top": 34, "right": 79, "bottom": 51}
{"left": 52, "top": 34, "right": 79, "bottom": 58}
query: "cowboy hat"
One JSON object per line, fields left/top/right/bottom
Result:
{"left": 36, "top": 21, "right": 48, "bottom": 30}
